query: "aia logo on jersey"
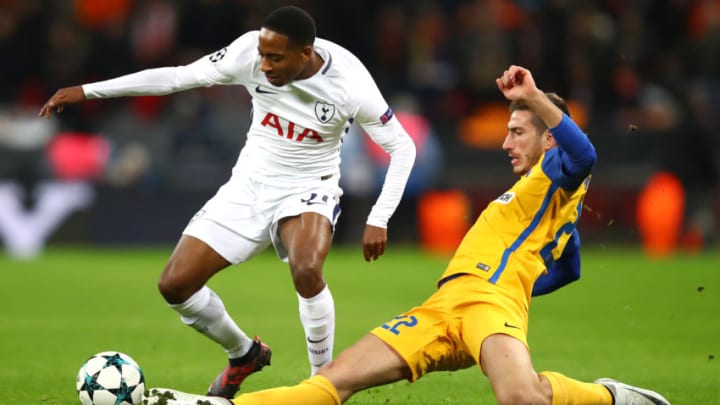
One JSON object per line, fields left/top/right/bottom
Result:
{"left": 209, "top": 47, "right": 227, "bottom": 63}
{"left": 315, "top": 102, "right": 335, "bottom": 123}
{"left": 261, "top": 112, "right": 324, "bottom": 142}
{"left": 495, "top": 192, "right": 515, "bottom": 204}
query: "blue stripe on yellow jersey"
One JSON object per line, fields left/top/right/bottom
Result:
{"left": 533, "top": 228, "right": 581, "bottom": 296}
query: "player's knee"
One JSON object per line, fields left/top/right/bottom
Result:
{"left": 290, "top": 261, "right": 325, "bottom": 297}
{"left": 494, "top": 384, "right": 550, "bottom": 405}
{"left": 317, "top": 361, "right": 361, "bottom": 401}
{"left": 157, "top": 263, "right": 194, "bottom": 304}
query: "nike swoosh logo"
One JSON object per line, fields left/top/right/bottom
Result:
{"left": 307, "top": 335, "right": 329, "bottom": 344}
{"left": 300, "top": 199, "right": 326, "bottom": 206}
{"left": 255, "top": 85, "right": 277, "bottom": 94}
{"left": 504, "top": 322, "right": 521, "bottom": 329}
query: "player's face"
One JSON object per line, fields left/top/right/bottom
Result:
{"left": 503, "top": 110, "right": 553, "bottom": 175}
{"left": 257, "top": 28, "right": 312, "bottom": 86}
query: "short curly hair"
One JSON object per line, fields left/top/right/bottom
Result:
{"left": 262, "top": 6, "right": 316, "bottom": 49}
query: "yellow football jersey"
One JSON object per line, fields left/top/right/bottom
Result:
{"left": 440, "top": 148, "right": 591, "bottom": 304}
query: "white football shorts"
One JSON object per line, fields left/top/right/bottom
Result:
{"left": 183, "top": 174, "right": 342, "bottom": 263}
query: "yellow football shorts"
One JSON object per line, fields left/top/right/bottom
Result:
{"left": 370, "top": 274, "right": 529, "bottom": 382}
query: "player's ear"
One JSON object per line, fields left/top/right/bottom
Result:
{"left": 543, "top": 131, "right": 556, "bottom": 151}
{"left": 300, "top": 45, "right": 313, "bottom": 62}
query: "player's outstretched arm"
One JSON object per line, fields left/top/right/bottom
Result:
{"left": 38, "top": 85, "right": 86, "bottom": 118}
{"left": 40, "top": 59, "right": 225, "bottom": 120}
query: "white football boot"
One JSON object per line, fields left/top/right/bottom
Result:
{"left": 143, "top": 387, "right": 233, "bottom": 405}
{"left": 594, "top": 378, "right": 671, "bottom": 405}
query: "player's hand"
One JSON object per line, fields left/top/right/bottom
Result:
{"left": 495, "top": 65, "right": 538, "bottom": 101}
{"left": 38, "top": 86, "right": 86, "bottom": 118}
{"left": 362, "top": 224, "right": 387, "bottom": 262}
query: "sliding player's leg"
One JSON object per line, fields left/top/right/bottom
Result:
{"left": 230, "top": 333, "right": 409, "bottom": 404}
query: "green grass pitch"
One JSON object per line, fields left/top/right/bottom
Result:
{"left": 1, "top": 245, "right": 718, "bottom": 404}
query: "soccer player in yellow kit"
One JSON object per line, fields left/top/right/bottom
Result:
{"left": 145, "top": 65, "right": 671, "bottom": 405}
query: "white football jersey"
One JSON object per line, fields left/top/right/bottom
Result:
{"left": 82, "top": 31, "right": 415, "bottom": 227}
{"left": 183, "top": 31, "right": 411, "bottom": 184}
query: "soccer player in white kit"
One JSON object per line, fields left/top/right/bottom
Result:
{"left": 39, "top": 6, "right": 416, "bottom": 399}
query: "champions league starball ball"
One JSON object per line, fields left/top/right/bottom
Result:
{"left": 76, "top": 351, "right": 145, "bottom": 405}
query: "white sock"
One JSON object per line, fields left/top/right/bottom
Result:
{"left": 298, "top": 285, "right": 335, "bottom": 375}
{"left": 170, "top": 286, "right": 253, "bottom": 359}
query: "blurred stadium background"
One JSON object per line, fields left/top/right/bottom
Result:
{"left": 0, "top": 0, "right": 718, "bottom": 257}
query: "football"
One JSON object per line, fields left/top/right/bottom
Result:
{"left": 76, "top": 351, "right": 145, "bottom": 405}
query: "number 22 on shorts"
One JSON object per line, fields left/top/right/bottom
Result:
{"left": 381, "top": 315, "right": 418, "bottom": 335}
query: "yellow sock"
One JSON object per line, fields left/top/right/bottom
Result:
{"left": 540, "top": 371, "right": 613, "bottom": 405}
{"left": 232, "top": 375, "right": 341, "bottom": 405}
